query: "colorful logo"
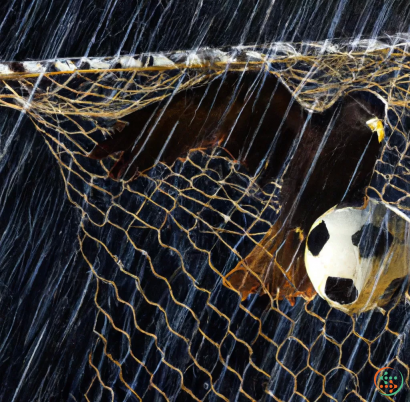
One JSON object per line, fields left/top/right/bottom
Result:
{"left": 374, "top": 367, "right": 404, "bottom": 396}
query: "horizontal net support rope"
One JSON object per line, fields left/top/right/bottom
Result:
{"left": 1, "top": 34, "right": 410, "bottom": 114}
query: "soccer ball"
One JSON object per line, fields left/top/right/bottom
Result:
{"left": 305, "top": 199, "right": 409, "bottom": 314}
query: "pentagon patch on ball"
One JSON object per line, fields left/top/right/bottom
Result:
{"left": 324, "top": 277, "right": 358, "bottom": 305}
{"left": 307, "top": 221, "right": 330, "bottom": 256}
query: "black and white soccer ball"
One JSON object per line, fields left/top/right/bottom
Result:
{"left": 305, "top": 199, "right": 408, "bottom": 314}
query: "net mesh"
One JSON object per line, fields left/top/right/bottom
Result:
{"left": 1, "top": 39, "right": 410, "bottom": 400}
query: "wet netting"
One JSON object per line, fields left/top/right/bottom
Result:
{"left": 2, "top": 36, "right": 410, "bottom": 401}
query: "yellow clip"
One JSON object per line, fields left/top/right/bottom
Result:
{"left": 366, "top": 117, "right": 385, "bottom": 142}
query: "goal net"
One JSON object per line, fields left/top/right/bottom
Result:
{"left": 1, "top": 36, "right": 410, "bottom": 400}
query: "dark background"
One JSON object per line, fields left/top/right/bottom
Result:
{"left": 1, "top": 1, "right": 410, "bottom": 401}
{"left": 0, "top": 0, "right": 409, "bottom": 62}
